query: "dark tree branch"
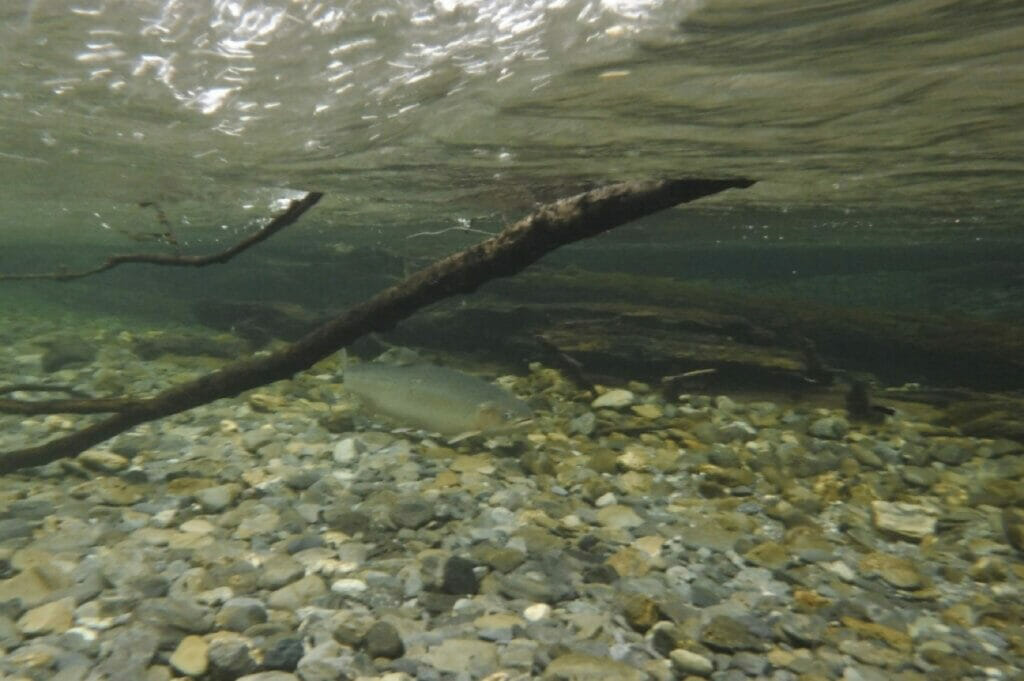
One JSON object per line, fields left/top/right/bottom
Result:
{"left": 0, "top": 192, "right": 323, "bottom": 281}
{"left": 0, "top": 177, "right": 753, "bottom": 473}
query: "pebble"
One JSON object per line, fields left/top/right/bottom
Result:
{"left": 77, "top": 450, "right": 131, "bottom": 473}
{"left": 441, "top": 555, "right": 480, "bottom": 595}
{"left": 543, "top": 652, "right": 647, "bottom": 681}
{"left": 670, "top": 648, "right": 714, "bottom": 677}
{"left": 237, "top": 673, "right": 300, "bottom": 681}
{"left": 258, "top": 555, "right": 304, "bottom": 590}
{"left": 268, "top": 575, "right": 327, "bottom": 610}
{"left": 330, "top": 578, "right": 368, "bottom": 596}
{"left": 859, "top": 552, "right": 925, "bottom": 590}
{"left": 215, "top": 598, "right": 268, "bottom": 632}
{"left": 871, "top": 500, "right": 937, "bottom": 539}
{"left": 700, "top": 615, "right": 768, "bottom": 653}
{"left": 2, "top": 323, "right": 1023, "bottom": 681}
{"left": 422, "top": 639, "right": 499, "bottom": 676}
{"left": 523, "top": 603, "right": 552, "bottom": 622}
{"left": 194, "top": 484, "right": 240, "bottom": 513}
{"left": 169, "top": 635, "right": 209, "bottom": 677}
{"left": 263, "top": 635, "right": 304, "bottom": 671}
{"left": 389, "top": 497, "right": 434, "bottom": 529}
{"left": 595, "top": 504, "right": 644, "bottom": 529}
{"left": 592, "top": 389, "right": 635, "bottom": 408}
{"left": 363, "top": 621, "right": 405, "bottom": 659}
{"left": 208, "top": 636, "right": 257, "bottom": 678}
{"left": 17, "top": 596, "right": 74, "bottom": 635}
{"left": 808, "top": 416, "right": 849, "bottom": 439}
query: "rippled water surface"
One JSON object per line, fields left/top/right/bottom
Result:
{"left": 2, "top": 0, "right": 1021, "bottom": 251}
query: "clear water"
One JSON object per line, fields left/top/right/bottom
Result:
{"left": 1, "top": 1, "right": 1022, "bottom": 331}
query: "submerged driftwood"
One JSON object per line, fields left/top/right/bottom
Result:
{"left": 476, "top": 270, "right": 1024, "bottom": 391}
{"left": 0, "top": 193, "right": 323, "bottom": 281}
{"left": 0, "top": 177, "right": 752, "bottom": 473}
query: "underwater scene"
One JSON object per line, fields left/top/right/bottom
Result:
{"left": 1, "top": 1, "right": 1023, "bottom": 680}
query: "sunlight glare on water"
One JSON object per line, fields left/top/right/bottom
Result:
{"left": 0, "top": 0, "right": 1022, "bottom": 241}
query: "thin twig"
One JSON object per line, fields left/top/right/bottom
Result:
{"left": 407, "top": 218, "right": 497, "bottom": 239}
{"left": 0, "top": 192, "right": 323, "bottom": 282}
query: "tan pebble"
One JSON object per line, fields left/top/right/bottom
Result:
{"left": 617, "top": 446, "right": 652, "bottom": 471}
{"left": 433, "top": 470, "right": 459, "bottom": 487}
{"left": 620, "top": 592, "right": 659, "bottom": 632}
{"left": 840, "top": 616, "right": 912, "bottom": 652}
{"left": 18, "top": 596, "right": 74, "bottom": 635}
{"left": 450, "top": 454, "right": 495, "bottom": 474}
{"left": 793, "top": 588, "right": 831, "bottom": 609}
{"left": 634, "top": 535, "right": 665, "bottom": 558}
{"left": 179, "top": 518, "right": 216, "bottom": 534}
{"left": 859, "top": 552, "right": 924, "bottom": 590}
{"left": 631, "top": 403, "right": 662, "bottom": 419}
{"left": 77, "top": 450, "right": 130, "bottom": 473}
{"left": 618, "top": 471, "right": 653, "bottom": 494}
{"left": 607, "top": 547, "right": 651, "bottom": 578}
{"left": 592, "top": 388, "right": 634, "bottom": 408}
{"left": 170, "top": 635, "right": 209, "bottom": 677}
{"left": 595, "top": 504, "right": 644, "bottom": 529}
{"left": 0, "top": 566, "right": 73, "bottom": 609}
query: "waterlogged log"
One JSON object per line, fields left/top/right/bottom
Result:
{"left": 0, "top": 177, "right": 753, "bottom": 472}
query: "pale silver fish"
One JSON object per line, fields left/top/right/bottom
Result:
{"left": 343, "top": 362, "right": 532, "bottom": 436}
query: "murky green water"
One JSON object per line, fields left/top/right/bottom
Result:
{"left": 1, "top": 1, "right": 1022, "bottom": 355}
{"left": 2, "top": 7, "right": 1024, "bottom": 678}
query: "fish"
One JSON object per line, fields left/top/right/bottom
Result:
{"left": 342, "top": 360, "right": 532, "bottom": 437}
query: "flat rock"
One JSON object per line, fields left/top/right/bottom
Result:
{"left": 592, "top": 389, "right": 635, "bottom": 409}
{"left": 0, "top": 565, "right": 73, "bottom": 608}
{"left": 596, "top": 504, "right": 644, "bottom": 529}
{"left": 258, "top": 555, "right": 304, "bottom": 590}
{"left": 17, "top": 596, "right": 74, "bottom": 635}
{"left": 268, "top": 575, "right": 327, "bottom": 610}
{"left": 871, "top": 500, "right": 937, "bottom": 539}
{"left": 89, "top": 477, "right": 145, "bottom": 506}
{"left": 422, "top": 639, "right": 499, "bottom": 676}
{"left": 859, "top": 552, "right": 924, "bottom": 590}
{"left": 215, "top": 598, "right": 268, "bottom": 632}
{"left": 543, "top": 652, "right": 647, "bottom": 681}
{"left": 743, "top": 540, "right": 792, "bottom": 570}
{"left": 195, "top": 484, "right": 241, "bottom": 513}
{"left": 700, "top": 615, "right": 768, "bottom": 653}
{"left": 77, "top": 450, "right": 130, "bottom": 473}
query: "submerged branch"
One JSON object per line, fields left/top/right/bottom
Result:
{"left": 0, "top": 192, "right": 323, "bottom": 282}
{"left": 0, "top": 177, "right": 754, "bottom": 473}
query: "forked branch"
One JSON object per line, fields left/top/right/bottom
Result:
{"left": 0, "top": 192, "right": 323, "bottom": 281}
{"left": 0, "top": 178, "right": 753, "bottom": 473}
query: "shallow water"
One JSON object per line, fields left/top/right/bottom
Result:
{"left": 2, "top": 0, "right": 1022, "bottom": 240}
{"left": 1, "top": 5, "right": 1023, "bottom": 679}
